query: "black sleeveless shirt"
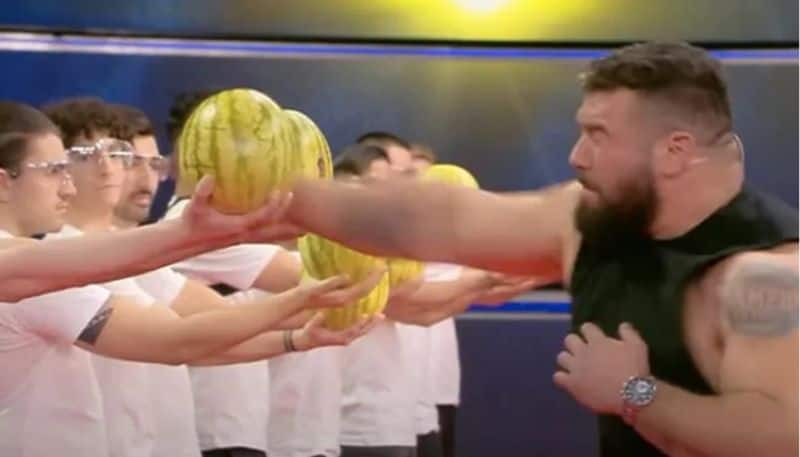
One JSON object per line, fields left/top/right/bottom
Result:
{"left": 569, "top": 187, "right": 798, "bottom": 456}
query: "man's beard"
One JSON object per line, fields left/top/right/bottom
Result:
{"left": 115, "top": 190, "right": 153, "bottom": 225}
{"left": 574, "top": 176, "right": 657, "bottom": 250}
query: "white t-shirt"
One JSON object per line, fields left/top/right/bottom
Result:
{"left": 133, "top": 265, "right": 201, "bottom": 457}
{"left": 0, "top": 231, "right": 111, "bottom": 456}
{"left": 189, "top": 289, "right": 270, "bottom": 452}
{"left": 396, "top": 263, "right": 464, "bottom": 436}
{"left": 339, "top": 319, "right": 416, "bottom": 447}
{"left": 429, "top": 319, "right": 461, "bottom": 406}
{"left": 424, "top": 263, "right": 464, "bottom": 407}
{"left": 396, "top": 323, "right": 438, "bottom": 436}
{"left": 164, "top": 198, "right": 279, "bottom": 452}
{"left": 268, "top": 346, "right": 344, "bottom": 457}
{"left": 91, "top": 280, "right": 158, "bottom": 457}
{"left": 267, "top": 250, "right": 342, "bottom": 457}
{"left": 165, "top": 199, "right": 281, "bottom": 291}
{"left": 50, "top": 225, "right": 161, "bottom": 457}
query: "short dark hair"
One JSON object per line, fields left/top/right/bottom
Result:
{"left": 410, "top": 143, "right": 437, "bottom": 163}
{"left": 581, "top": 41, "right": 732, "bottom": 136}
{"left": 166, "top": 90, "right": 218, "bottom": 143}
{"left": 333, "top": 143, "right": 389, "bottom": 177}
{"left": 111, "top": 104, "right": 154, "bottom": 141}
{"left": 0, "top": 101, "right": 60, "bottom": 172}
{"left": 356, "top": 131, "right": 411, "bottom": 150}
{"left": 41, "top": 97, "right": 125, "bottom": 148}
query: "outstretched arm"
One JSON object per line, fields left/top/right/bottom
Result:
{"left": 289, "top": 178, "right": 579, "bottom": 277}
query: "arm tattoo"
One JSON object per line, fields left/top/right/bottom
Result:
{"left": 721, "top": 259, "right": 798, "bottom": 337}
{"left": 77, "top": 300, "right": 114, "bottom": 345}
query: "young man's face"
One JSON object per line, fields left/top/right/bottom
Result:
{"left": 115, "top": 135, "right": 167, "bottom": 224}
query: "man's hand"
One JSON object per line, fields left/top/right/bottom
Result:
{"left": 296, "top": 268, "right": 387, "bottom": 309}
{"left": 554, "top": 322, "right": 651, "bottom": 415}
{"left": 182, "top": 176, "right": 305, "bottom": 244}
{"left": 388, "top": 277, "right": 424, "bottom": 303}
{"left": 476, "top": 273, "right": 541, "bottom": 305}
{"left": 294, "top": 312, "right": 383, "bottom": 350}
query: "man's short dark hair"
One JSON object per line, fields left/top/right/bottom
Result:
{"left": 410, "top": 143, "right": 437, "bottom": 163}
{"left": 356, "top": 131, "right": 411, "bottom": 150}
{"left": 581, "top": 41, "right": 732, "bottom": 137}
{"left": 111, "top": 104, "right": 154, "bottom": 141}
{"left": 41, "top": 97, "right": 125, "bottom": 148}
{"left": 333, "top": 143, "right": 389, "bottom": 177}
{"left": 0, "top": 101, "right": 60, "bottom": 173}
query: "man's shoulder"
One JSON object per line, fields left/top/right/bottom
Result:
{"left": 709, "top": 243, "right": 797, "bottom": 281}
{"left": 698, "top": 243, "right": 798, "bottom": 337}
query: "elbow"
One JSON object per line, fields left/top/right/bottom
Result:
{"left": 160, "top": 352, "right": 192, "bottom": 366}
{"left": 408, "top": 312, "right": 441, "bottom": 327}
{"left": 414, "top": 312, "right": 441, "bottom": 326}
{"left": 160, "top": 341, "right": 203, "bottom": 366}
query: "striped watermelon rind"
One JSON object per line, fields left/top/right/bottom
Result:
{"left": 283, "top": 110, "right": 334, "bottom": 180}
{"left": 177, "top": 88, "right": 315, "bottom": 214}
{"left": 299, "top": 233, "right": 390, "bottom": 330}
{"left": 387, "top": 257, "right": 425, "bottom": 288}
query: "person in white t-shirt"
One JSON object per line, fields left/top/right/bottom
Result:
{"left": 264, "top": 247, "right": 346, "bottom": 457}
{"left": 0, "top": 103, "right": 307, "bottom": 303}
{"left": 47, "top": 99, "right": 381, "bottom": 457}
{"left": 113, "top": 101, "right": 382, "bottom": 457}
{"left": 0, "top": 101, "right": 378, "bottom": 457}
{"left": 333, "top": 143, "right": 534, "bottom": 457}
{"left": 408, "top": 144, "right": 460, "bottom": 457}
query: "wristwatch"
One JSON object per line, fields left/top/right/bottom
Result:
{"left": 620, "top": 375, "right": 657, "bottom": 425}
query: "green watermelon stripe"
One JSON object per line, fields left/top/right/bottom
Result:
{"left": 209, "top": 95, "right": 225, "bottom": 206}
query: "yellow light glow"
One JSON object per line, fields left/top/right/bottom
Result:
{"left": 454, "top": 0, "right": 512, "bottom": 13}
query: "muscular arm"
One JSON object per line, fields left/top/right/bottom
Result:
{"left": 634, "top": 251, "right": 799, "bottom": 457}
{"left": 289, "top": 178, "right": 579, "bottom": 276}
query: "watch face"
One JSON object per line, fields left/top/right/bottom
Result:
{"left": 622, "top": 377, "right": 656, "bottom": 406}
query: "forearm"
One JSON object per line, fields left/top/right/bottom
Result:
{"left": 289, "top": 178, "right": 573, "bottom": 276}
{"left": 2, "top": 219, "right": 232, "bottom": 301}
{"left": 635, "top": 381, "right": 797, "bottom": 457}
{"left": 388, "top": 269, "right": 487, "bottom": 313}
{"left": 272, "top": 309, "right": 313, "bottom": 330}
{"left": 289, "top": 178, "right": 460, "bottom": 261}
{"left": 386, "top": 292, "right": 475, "bottom": 326}
{"left": 188, "top": 330, "right": 288, "bottom": 365}
{"left": 165, "top": 289, "right": 306, "bottom": 363}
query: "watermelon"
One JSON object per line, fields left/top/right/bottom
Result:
{"left": 177, "top": 88, "right": 314, "bottom": 214}
{"left": 422, "top": 164, "right": 480, "bottom": 189}
{"left": 298, "top": 233, "right": 390, "bottom": 330}
{"left": 387, "top": 258, "right": 425, "bottom": 288}
{"left": 283, "top": 110, "right": 334, "bottom": 180}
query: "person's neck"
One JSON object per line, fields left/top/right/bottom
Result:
{"left": 0, "top": 207, "right": 24, "bottom": 237}
{"left": 649, "top": 164, "right": 744, "bottom": 240}
{"left": 65, "top": 205, "right": 114, "bottom": 233}
{"left": 112, "top": 212, "right": 140, "bottom": 230}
